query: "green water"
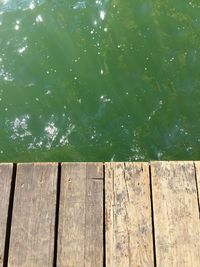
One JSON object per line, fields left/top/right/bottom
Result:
{"left": 0, "top": 0, "right": 200, "bottom": 162}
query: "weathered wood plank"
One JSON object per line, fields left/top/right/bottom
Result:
{"left": 8, "top": 163, "right": 58, "bottom": 267}
{"left": 58, "top": 163, "right": 103, "bottom": 267}
{"left": 0, "top": 164, "right": 13, "bottom": 267}
{"left": 194, "top": 162, "right": 200, "bottom": 215}
{"left": 105, "top": 162, "right": 154, "bottom": 267}
{"left": 151, "top": 161, "right": 200, "bottom": 267}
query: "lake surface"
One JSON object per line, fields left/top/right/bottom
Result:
{"left": 0, "top": 0, "right": 200, "bottom": 162}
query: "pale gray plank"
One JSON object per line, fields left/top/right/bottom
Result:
{"left": 57, "top": 163, "right": 103, "bottom": 267}
{"left": 8, "top": 163, "right": 58, "bottom": 267}
{"left": 151, "top": 161, "right": 200, "bottom": 267}
{"left": 105, "top": 162, "right": 154, "bottom": 267}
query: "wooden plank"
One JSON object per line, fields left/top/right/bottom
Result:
{"left": 151, "top": 161, "right": 200, "bottom": 267}
{"left": 58, "top": 163, "right": 103, "bottom": 267}
{"left": 0, "top": 164, "right": 13, "bottom": 267}
{"left": 8, "top": 163, "right": 58, "bottom": 267}
{"left": 105, "top": 162, "right": 154, "bottom": 267}
{"left": 194, "top": 162, "right": 200, "bottom": 214}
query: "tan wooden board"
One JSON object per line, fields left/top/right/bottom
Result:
{"left": 0, "top": 164, "right": 13, "bottom": 267}
{"left": 151, "top": 161, "right": 200, "bottom": 267}
{"left": 194, "top": 161, "right": 200, "bottom": 215}
{"left": 8, "top": 163, "right": 58, "bottom": 267}
{"left": 105, "top": 162, "right": 154, "bottom": 267}
{"left": 57, "top": 163, "right": 103, "bottom": 267}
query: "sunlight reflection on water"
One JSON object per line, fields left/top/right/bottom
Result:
{"left": 0, "top": 0, "right": 200, "bottom": 162}
{"left": 0, "top": 0, "right": 45, "bottom": 14}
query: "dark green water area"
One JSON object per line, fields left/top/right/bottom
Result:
{"left": 0, "top": 0, "right": 200, "bottom": 162}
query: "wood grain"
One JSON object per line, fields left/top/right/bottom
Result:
{"left": 57, "top": 163, "right": 103, "bottom": 267}
{"left": 8, "top": 163, "right": 58, "bottom": 267}
{"left": 194, "top": 161, "right": 200, "bottom": 215}
{"left": 151, "top": 161, "right": 200, "bottom": 267}
{"left": 0, "top": 164, "right": 13, "bottom": 267}
{"left": 105, "top": 162, "right": 154, "bottom": 267}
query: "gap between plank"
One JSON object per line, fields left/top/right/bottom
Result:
{"left": 149, "top": 163, "right": 157, "bottom": 267}
{"left": 3, "top": 163, "right": 17, "bottom": 267}
{"left": 193, "top": 162, "right": 200, "bottom": 219}
{"left": 53, "top": 163, "right": 61, "bottom": 267}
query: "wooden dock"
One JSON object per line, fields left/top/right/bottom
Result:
{"left": 0, "top": 162, "right": 200, "bottom": 267}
